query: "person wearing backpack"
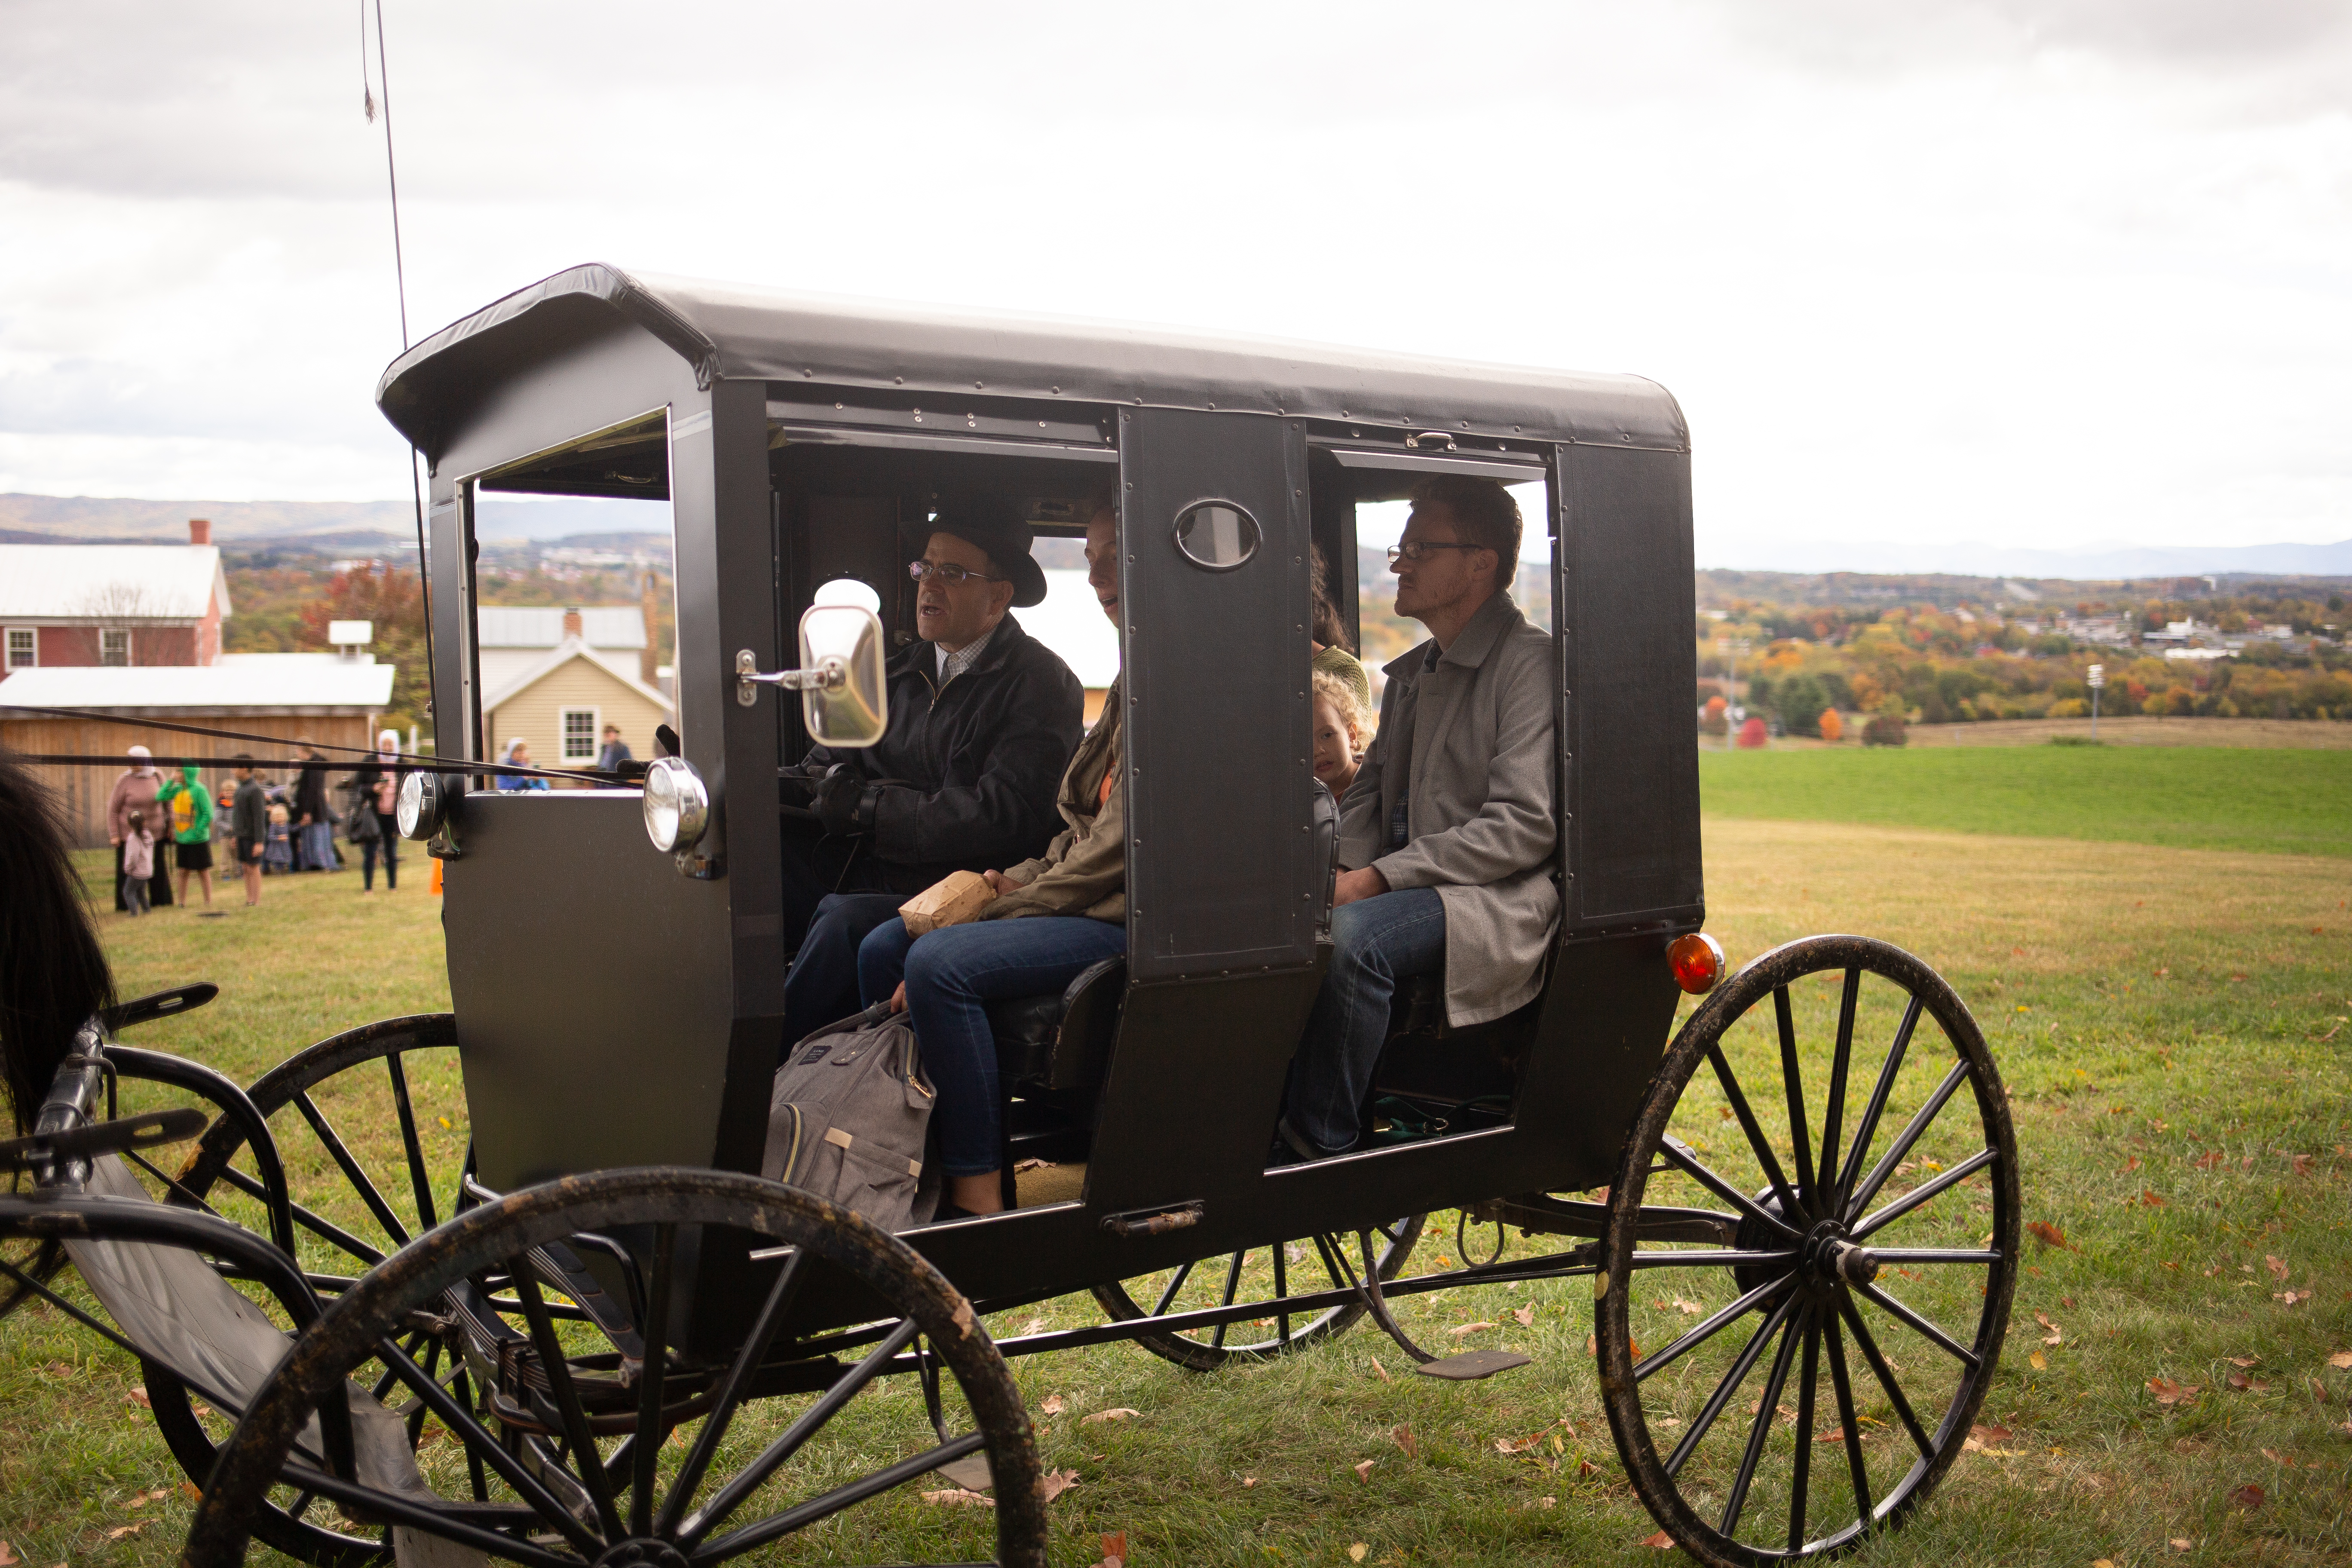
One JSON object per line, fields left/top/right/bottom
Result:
{"left": 347, "top": 730, "right": 405, "bottom": 893}
{"left": 155, "top": 762, "right": 215, "bottom": 909}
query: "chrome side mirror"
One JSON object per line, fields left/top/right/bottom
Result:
{"left": 733, "top": 603, "right": 888, "bottom": 748}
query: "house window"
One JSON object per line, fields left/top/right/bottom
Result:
{"left": 101, "top": 629, "right": 130, "bottom": 667}
{"left": 4, "top": 628, "right": 33, "bottom": 670}
{"left": 560, "top": 707, "right": 599, "bottom": 762}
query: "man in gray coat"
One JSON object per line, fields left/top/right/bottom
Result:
{"left": 1279, "top": 476, "right": 1558, "bottom": 1160}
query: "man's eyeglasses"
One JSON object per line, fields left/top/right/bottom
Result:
{"left": 908, "top": 560, "right": 1004, "bottom": 586}
{"left": 1387, "top": 542, "right": 1488, "bottom": 566}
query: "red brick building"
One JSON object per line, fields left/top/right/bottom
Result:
{"left": 0, "top": 518, "right": 230, "bottom": 671}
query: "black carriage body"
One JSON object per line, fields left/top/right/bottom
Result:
{"left": 377, "top": 265, "right": 1702, "bottom": 1349}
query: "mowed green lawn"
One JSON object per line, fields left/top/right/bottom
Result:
{"left": 1699, "top": 744, "right": 2352, "bottom": 858}
{"left": 0, "top": 767, "right": 2347, "bottom": 1567}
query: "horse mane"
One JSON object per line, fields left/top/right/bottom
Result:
{"left": 0, "top": 749, "right": 113, "bottom": 1133}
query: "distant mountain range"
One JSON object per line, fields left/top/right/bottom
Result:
{"left": 6, "top": 493, "right": 2347, "bottom": 582}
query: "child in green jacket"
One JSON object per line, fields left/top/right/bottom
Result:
{"left": 155, "top": 763, "right": 216, "bottom": 908}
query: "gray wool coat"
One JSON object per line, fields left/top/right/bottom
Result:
{"left": 1337, "top": 592, "right": 1559, "bottom": 1027}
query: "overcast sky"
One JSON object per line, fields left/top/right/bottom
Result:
{"left": 2, "top": 0, "right": 2348, "bottom": 567}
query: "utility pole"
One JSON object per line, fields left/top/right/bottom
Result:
{"left": 2087, "top": 662, "right": 2104, "bottom": 741}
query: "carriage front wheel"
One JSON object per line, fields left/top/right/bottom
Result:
{"left": 184, "top": 1168, "right": 1048, "bottom": 1568}
{"left": 1597, "top": 936, "right": 2020, "bottom": 1568}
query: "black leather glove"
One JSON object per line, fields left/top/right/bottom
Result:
{"left": 811, "top": 765, "right": 873, "bottom": 837}
{"left": 777, "top": 765, "right": 821, "bottom": 811}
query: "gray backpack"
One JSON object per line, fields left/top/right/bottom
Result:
{"left": 761, "top": 1006, "right": 938, "bottom": 1232}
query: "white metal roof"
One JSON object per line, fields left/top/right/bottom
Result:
{"left": 0, "top": 658, "right": 393, "bottom": 713}
{"left": 476, "top": 606, "right": 646, "bottom": 649}
{"left": 0, "top": 544, "right": 231, "bottom": 623}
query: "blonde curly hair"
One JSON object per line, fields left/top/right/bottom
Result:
{"left": 1310, "top": 668, "right": 1369, "bottom": 751}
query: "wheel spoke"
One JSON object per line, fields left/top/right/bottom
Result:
{"left": 1665, "top": 1289, "right": 1802, "bottom": 1478}
{"left": 1628, "top": 1248, "right": 1798, "bottom": 1271}
{"left": 630, "top": 1222, "right": 675, "bottom": 1538}
{"left": 1636, "top": 1274, "right": 1793, "bottom": 1382}
{"left": 1774, "top": 987, "right": 1817, "bottom": 1216}
{"left": 1788, "top": 1311, "right": 1822, "bottom": 1552}
{"left": 1868, "top": 1248, "right": 2001, "bottom": 1265}
{"left": 1705, "top": 1047, "right": 1802, "bottom": 1224}
{"left": 508, "top": 1265, "right": 626, "bottom": 1540}
{"left": 1834, "top": 995, "right": 1923, "bottom": 1211}
{"left": 1837, "top": 1293, "right": 1933, "bottom": 1458}
{"left": 1659, "top": 1138, "right": 1802, "bottom": 1241}
{"left": 292, "top": 1090, "right": 412, "bottom": 1250}
{"left": 1850, "top": 1147, "right": 1998, "bottom": 1240}
{"left": 1720, "top": 1301, "right": 1807, "bottom": 1539}
{"left": 657, "top": 1247, "right": 811, "bottom": 1535}
{"left": 695, "top": 1429, "right": 986, "bottom": 1562}
{"left": 1851, "top": 1279, "right": 1980, "bottom": 1368}
{"left": 1845, "top": 1059, "right": 1970, "bottom": 1222}
{"left": 678, "top": 1316, "right": 923, "bottom": 1546}
{"left": 211, "top": 1163, "right": 387, "bottom": 1267}
{"left": 1209, "top": 1251, "right": 1246, "bottom": 1351}
{"left": 275, "top": 1461, "right": 580, "bottom": 1568}
{"left": 1273, "top": 1237, "right": 1290, "bottom": 1344}
{"left": 401, "top": 1335, "right": 443, "bottom": 1448}
{"left": 1814, "top": 968, "right": 1862, "bottom": 1220}
{"left": 384, "top": 1051, "right": 439, "bottom": 1234}
{"left": 1823, "top": 1308, "right": 1874, "bottom": 1536}
{"left": 377, "top": 1334, "right": 603, "bottom": 1554}
{"left": 1148, "top": 1259, "right": 1195, "bottom": 1318}
{"left": 450, "top": 1367, "right": 490, "bottom": 1502}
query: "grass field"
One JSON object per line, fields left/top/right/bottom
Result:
{"left": 1699, "top": 745, "right": 2352, "bottom": 858}
{"left": 1, "top": 789, "right": 2348, "bottom": 1567}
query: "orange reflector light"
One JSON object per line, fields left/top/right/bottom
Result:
{"left": 1668, "top": 932, "right": 1725, "bottom": 995}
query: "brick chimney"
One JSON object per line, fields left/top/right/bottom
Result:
{"left": 188, "top": 518, "right": 212, "bottom": 545}
{"left": 562, "top": 607, "right": 584, "bottom": 640}
{"left": 640, "top": 572, "right": 659, "bottom": 685}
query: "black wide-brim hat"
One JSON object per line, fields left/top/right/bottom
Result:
{"left": 913, "top": 495, "right": 1048, "bottom": 608}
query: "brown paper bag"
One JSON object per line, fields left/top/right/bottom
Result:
{"left": 899, "top": 869, "right": 993, "bottom": 937}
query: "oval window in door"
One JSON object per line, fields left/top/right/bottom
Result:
{"left": 1172, "top": 501, "right": 1261, "bottom": 572}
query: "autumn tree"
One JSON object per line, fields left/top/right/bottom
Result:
{"left": 299, "top": 564, "right": 433, "bottom": 741}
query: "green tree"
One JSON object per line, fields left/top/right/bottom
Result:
{"left": 1773, "top": 673, "right": 1830, "bottom": 737}
{"left": 299, "top": 565, "right": 432, "bottom": 741}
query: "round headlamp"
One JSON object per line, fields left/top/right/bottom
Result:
{"left": 396, "top": 769, "right": 444, "bottom": 841}
{"left": 642, "top": 756, "right": 709, "bottom": 853}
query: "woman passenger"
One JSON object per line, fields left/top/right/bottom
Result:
{"left": 1308, "top": 542, "right": 1372, "bottom": 716}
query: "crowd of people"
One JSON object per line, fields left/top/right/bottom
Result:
{"left": 776, "top": 473, "right": 1555, "bottom": 1217}
{"left": 101, "top": 726, "right": 427, "bottom": 913}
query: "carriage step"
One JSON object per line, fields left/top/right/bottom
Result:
{"left": 1415, "top": 1349, "right": 1531, "bottom": 1381}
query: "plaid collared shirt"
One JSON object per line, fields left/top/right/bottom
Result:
{"left": 934, "top": 622, "right": 998, "bottom": 690}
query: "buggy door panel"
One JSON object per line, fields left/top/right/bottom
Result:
{"left": 1119, "top": 408, "right": 1315, "bottom": 980}
{"left": 1557, "top": 443, "right": 1701, "bottom": 933}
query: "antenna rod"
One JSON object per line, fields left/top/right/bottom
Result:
{"left": 368, "top": 0, "right": 437, "bottom": 732}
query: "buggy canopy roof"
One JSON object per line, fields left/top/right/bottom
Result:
{"left": 376, "top": 264, "right": 1687, "bottom": 459}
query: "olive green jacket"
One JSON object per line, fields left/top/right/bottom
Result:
{"left": 983, "top": 676, "right": 1125, "bottom": 924}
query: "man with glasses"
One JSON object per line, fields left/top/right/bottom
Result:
{"left": 778, "top": 494, "right": 1084, "bottom": 1047}
{"left": 1275, "top": 475, "right": 1559, "bottom": 1163}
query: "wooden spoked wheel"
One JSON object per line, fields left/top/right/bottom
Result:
{"left": 184, "top": 1168, "right": 1047, "bottom": 1568}
{"left": 1598, "top": 937, "right": 2019, "bottom": 1567}
{"left": 1091, "top": 1215, "right": 1424, "bottom": 1371}
{"left": 154, "top": 1015, "right": 467, "bottom": 1567}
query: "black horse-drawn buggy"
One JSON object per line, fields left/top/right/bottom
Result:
{"left": 0, "top": 267, "right": 2020, "bottom": 1568}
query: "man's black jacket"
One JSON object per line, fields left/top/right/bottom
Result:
{"left": 802, "top": 612, "right": 1083, "bottom": 885}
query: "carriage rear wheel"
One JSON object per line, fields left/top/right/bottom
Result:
{"left": 1090, "top": 1215, "right": 1424, "bottom": 1371}
{"left": 184, "top": 1167, "right": 1047, "bottom": 1568}
{"left": 1597, "top": 936, "right": 2019, "bottom": 1568}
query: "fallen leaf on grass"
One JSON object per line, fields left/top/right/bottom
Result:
{"left": 1578, "top": 1458, "right": 1602, "bottom": 1479}
{"left": 0, "top": 1541, "right": 17, "bottom": 1567}
{"left": 1041, "top": 1394, "right": 1066, "bottom": 1416}
{"left": 2260, "top": 1448, "right": 2294, "bottom": 1467}
{"left": 1081, "top": 1408, "right": 1140, "bottom": 1424}
{"left": 2291, "top": 1153, "right": 2315, "bottom": 1177}
{"left": 1040, "top": 1468, "right": 1080, "bottom": 1504}
{"left": 1095, "top": 1529, "right": 1128, "bottom": 1568}
{"left": 104, "top": 1525, "right": 144, "bottom": 1542}
{"left": 2195, "top": 1150, "right": 2226, "bottom": 1170}
{"left": 920, "top": 1489, "right": 993, "bottom": 1507}
{"left": 2229, "top": 1483, "right": 2265, "bottom": 1510}
{"left": 1448, "top": 1321, "right": 1498, "bottom": 1336}
{"left": 2275, "top": 1290, "right": 2313, "bottom": 1306}
{"left": 1672, "top": 1298, "right": 1703, "bottom": 1316}
{"left": 1585, "top": 1334, "right": 1597, "bottom": 1357}
{"left": 1814, "top": 1425, "right": 1856, "bottom": 1444}
{"left": 2226, "top": 1371, "right": 2269, "bottom": 1392}
{"left": 1534, "top": 1495, "right": 1556, "bottom": 1509}
{"left": 1495, "top": 1433, "right": 1546, "bottom": 1454}
{"left": 1512, "top": 1306, "right": 1535, "bottom": 1327}
{"left": 2141, "top": 1189, "right": 2165, "bottom": 1207}
{"left": 2170, "top": 1540, "right": 2193, "bottom": 1553}
{"left": 2092, "top": 1559, "right": 2116, "bottom": 1568}
{"left": 2121, "top": 1155, "right": 2141, "bottom": 1173}
{"left": 2266, "top": 1255, "right": 2291, "bottom": 1282}
{"left": 2026, "top": 1221, "right": 2073, "bottom": 1250}
{"left": 180, "top": 1482, "right": 201, "bottom": 1503}
{"left": 1354, "top": 1460, "right": 1375, "bottom": 1482}
{"left": 1369, "top": 1356, "right": 1391, "bottom": 1383}
{"left": 2328, "top": 1350, "right": 2352, "bottom": 1369}
{"left": 2226, "top": 1355, "right": 2259, "bottom": 1367}
{"left": 125, "top": 1487, "right": 172, "bottom": 1508}
{"left": 2149, "top": 1378, "right": 2200, "bottom": 1406}
{"left": 1963, "top": 1423, "right": 2012, "bottom": 1451}
{"left": 1242, "top": 1476, "right": 1256, "bottom": 1488}
{"left": 1392, "top": 1424, "right": 1416, "bottom": 1459}
{"left": 1641, "top": 1530, "right": 1676, "bottom": 1549}
{"left": 2035, "top": 1311, "right": 2064, "bottom": 1346}
{"left": 2030, "top": 1351, "right": 2047, "bottom": 1370}
{"left": 124, "top": 1387, "right": 151, "bottom": 1409}
{"left": 1013, "top": 1158, "right": 1052, "bottom": 1173}
{"left": 1349, "top": 1546, "right": 1368, "bottom": 1563}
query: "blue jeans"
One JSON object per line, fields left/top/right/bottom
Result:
{"left": 1284, "top": 887, "right": 1446, "bottom": 1152}
{"left": 858, "top": 915, "right": 1128, "bottom": 1177}
{"left": 782, "top": 892, "right": 906, "bottom": 1052}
